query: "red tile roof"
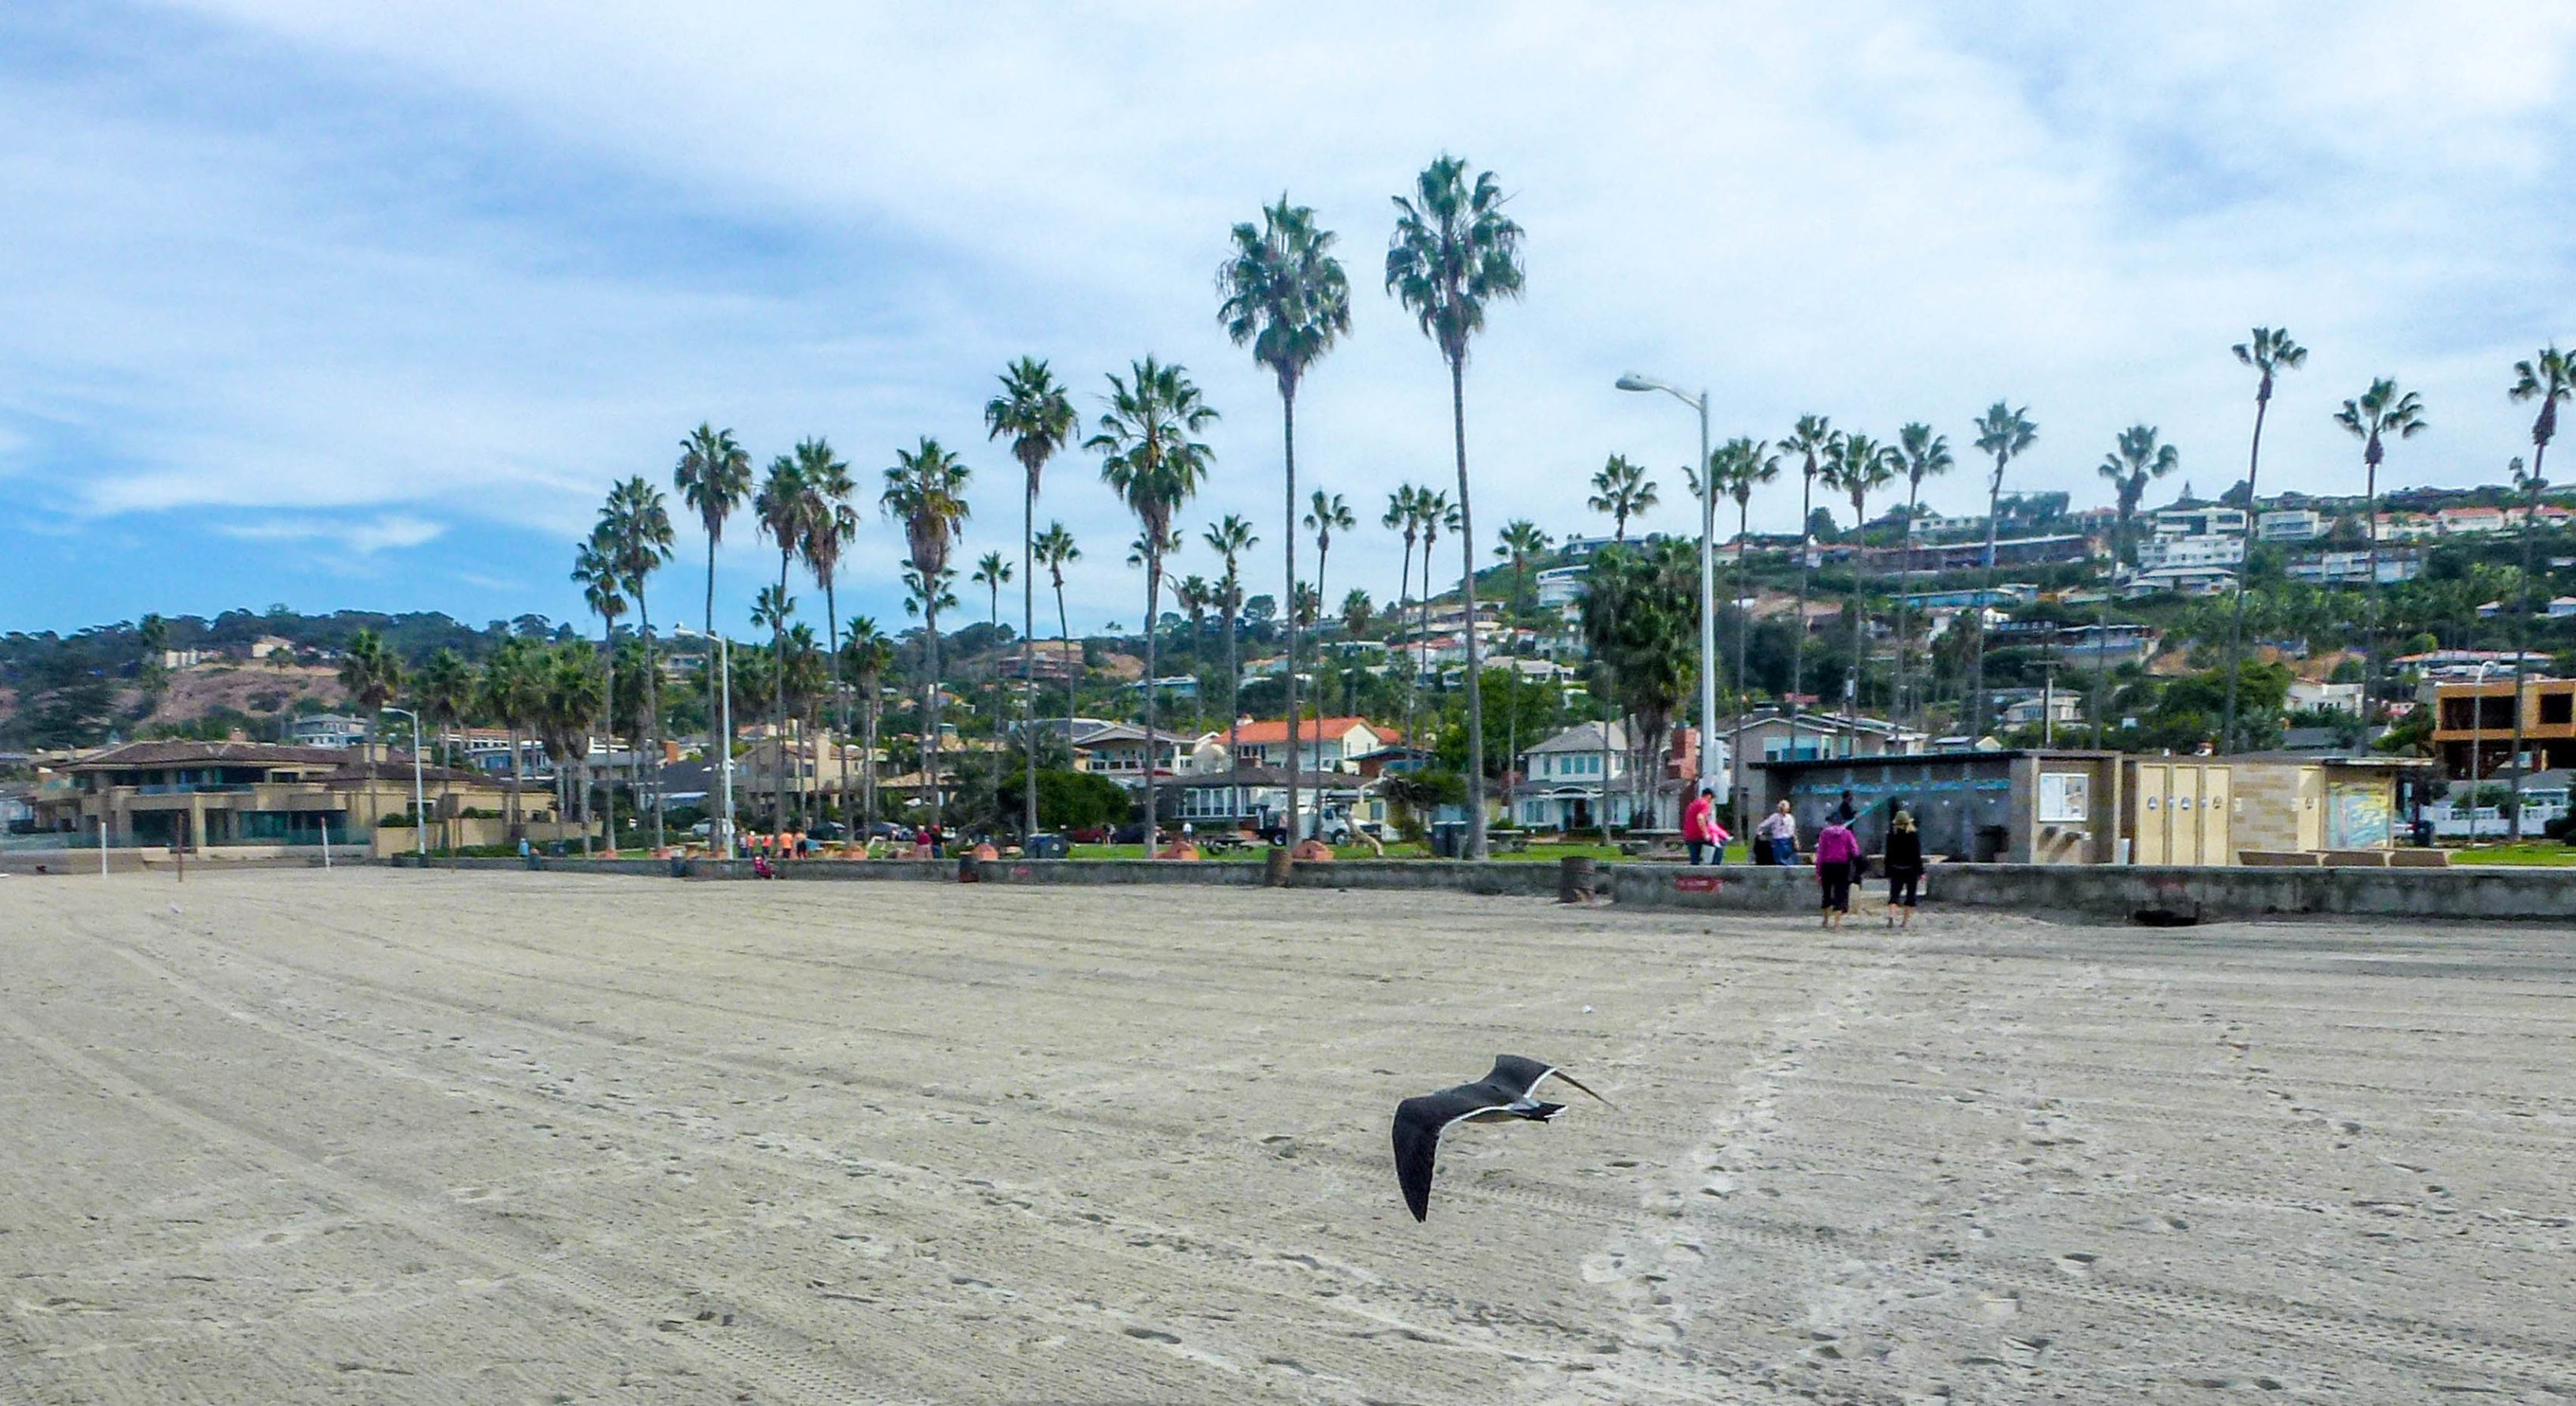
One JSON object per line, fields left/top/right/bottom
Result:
{"left": 1225, "top": 717, "right": 1392, "bottom": 746}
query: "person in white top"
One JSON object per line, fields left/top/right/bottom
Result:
{"left": 1754, "top": 800, "right": 1799, "bottom": 866}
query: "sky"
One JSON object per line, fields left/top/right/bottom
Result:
{"left": 3, "top": 1, "right": 2572, "bottom": 638}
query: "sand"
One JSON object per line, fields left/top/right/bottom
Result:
{"left": 0, "top": 868, "right": 2568, "bottom": 1404}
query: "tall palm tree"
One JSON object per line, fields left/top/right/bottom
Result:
{"left": 1092, "top": 358, "right": 1217, "bottom": 851}
{"left": 675, "top": 422, "right": 752, "bottom": 760}
{"left": 599, "top": 477, "right": 676, "bottom": 848}
{"left": 1712, "top": 437, "right": 1780, "bottom": 832}
{"left": 882, "top": 439, "right": 972, "bottom": 827}
{"left": 1305, "top": 489, "right": 1355, "bottom": 668}
{"left": 750, "top": 584, "right": 797, "bottom": 826}
{"left": 900, "top": 566, "right": 959, "bottom": 823}
{"left": 2335, "top": 378, "right": 2428, "bottom": 744}
{"left": 2220, "top": 329, "right": 2308, "bottom": 754}
{"left": 335, "top": 628, "right": 403, "bottom": 752}
{"left": 1173, "top": 573, "right": 1212, "bottom": 729}
{"left": 2095, "top": 426, "right": 2179, "bottom": 746}
{"left": 479, "top": 636, "right": 541, "bottom": 839}
{"left": 1588, "top": 455, "right": 1659, "bottom": 544}
{"left": 537, "top": 643, "right": 605, "bottom": 837}
{"left": 842, "top": 617, "right": 894, "bottom": 834}
{"left": 1383, "top": 486, "right": 1422, "bottom": 746}
{"left": 1415, "top": 489, "right": 1458, "bottom": 767}
{"left": 414, "top": 647, "right": 475, "bottom": 853}
{"left": 1034, "top": 521, "right": 1081, "bottom": 767}
{"left": 1221, "top": 195, "right": 1350, "bottom": 845}
{"left": 1891, "top": 422, "right": 1953, "bottom": 731}
{"left": 571, "top": 534, "right": 627, "bottom": 855}
{"left": 973, "top": 549, "right": 1017, "bottom": 810}
{"left": 1494, "top": 519, "right": 1552, "bottom": 621}
{"left": 754, "top": 454, "right": 814, "bottom": 827}
{"left": 985, "top": 358, "right": 1077, "bottom": 840}
{"left": 1823, "top": 433, "right": 1897, "bottom": 750}
{"left": 1780, "top": 415, "right": 1837, "bottom": 754}
{"left": 1387, "top": 156, "right": 1524, "bottom": 858}
{"left": 2507, "top": 456, "right": 2548, "bottom": 836}
{"left": 1968, "top": 403, "right": 2038, "bottom": 737}
{"left": 791, "top": 440, "right": 857, "bottom": 829}
{"left": 1203, "top": 514, "right": 1257, "bottom": 774}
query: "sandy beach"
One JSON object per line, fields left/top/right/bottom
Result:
{"left": 1, "top": 868, "right": 2568, "bottom": 1403}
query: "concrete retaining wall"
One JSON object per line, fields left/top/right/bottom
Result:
{"left": 384, "top": 853, "right": 2576, "bottom": 921}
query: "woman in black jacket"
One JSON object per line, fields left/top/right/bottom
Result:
{"left": 1883, "top": 808, "right": 1925, "bottom": 928}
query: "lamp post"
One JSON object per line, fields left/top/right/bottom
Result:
{"left": 1616, "top": 373, "right": 1718, "bottom": 826}
{"left": 379, "top": 707, "right": 426, "bottom": 859}
{"left": 675, "top": 626, "right": 737, "bottom": 859}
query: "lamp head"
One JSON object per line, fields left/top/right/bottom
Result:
{"left": 1615, "top": 373, "right": 1657, "bottom": 393}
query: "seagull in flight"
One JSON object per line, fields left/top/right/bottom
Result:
{"left": 1391, "top": 1055, "right": 1612, "bottom": 1222}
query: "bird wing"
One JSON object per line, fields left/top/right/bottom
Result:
{"left": 1392, "top": 1086, "right": 1511, "bottom": 1222}
{"left": 1486, "top": 1055, "right": 1616, "bottom": 1109}
{"left": 1533, "top": 1066, "right": 1616, "bottom": 1110}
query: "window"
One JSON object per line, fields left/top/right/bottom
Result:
{"left": 2545, "top": 692, "right": 2573, "bottom": 726}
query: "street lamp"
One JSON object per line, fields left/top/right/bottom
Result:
{"left": 1616, "top": 373, "right": 1720, "bottom": 823}
{"left": 378, "top": 707, "right": 426, "bottom": 859}
{"left": 673, "top": 625, "right": 737, "bottom": 859}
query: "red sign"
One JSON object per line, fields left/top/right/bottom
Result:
{"left": 1676, "top": 875, "right": 1721, "bottom": 893}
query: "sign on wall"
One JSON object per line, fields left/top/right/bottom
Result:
{"left": 2037, "top": 771, "right": 2091, "bottom": 823}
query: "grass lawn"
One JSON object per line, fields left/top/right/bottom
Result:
{"left": 1058, "top": 839, "right": 1749, "bottom": 864}
{"left": 2444, "top": 842, "right": 2576, "bottom": 866}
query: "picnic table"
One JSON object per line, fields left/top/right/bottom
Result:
{"left": 1489, "top": 831, "right": 1533, "bottom": 853}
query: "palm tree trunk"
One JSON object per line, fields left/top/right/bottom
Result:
{"left": 1733, "top": 501, "right": 1753, "bottom": 838}
{"left": 1142, "top": 553, "right": 1163, "bottom": 855}
{"left": 773, "top": 553, "right": 790, "bottom": 834}
{"left": 1971, "top": 467, "right": 2003, "bottom": 737}
{"left": 639, "top": 591, "right": 661, "bottom": 852}
{"left": 1280, "top": 384, "right": 1302, "bottom": 849}
{"left": 828, "top": 579, "right": 844, "bottom": 838}
{"left": 1447, "top": 359, "right": 1488, "bottom": 859}
{"left": 2364, "top": 457, "right": 2383, "bottom": 766}
{"left": 926, "top": 602, "right": 943, "bottom": 829}
{"left": 1395, "top": 537, "right": 1412, "bottom": 785}
{"left": 863, "top": 681, "right": 880, "bottom": 834}
{"left": 1057, "top": 578, "right": 1076, "bottom": 799}
{"left": 1792, "top": 468, "right": 1814, "bottom": 759}
{"left": 2510, "top": 443, "right": 2546, "bottom": 838}
{"left": 2221, "top": 393, "right": 2271, "bottom": 754}
{"left": 1848, "top": 493, "right": 1868, "bottom": 758}
{"left": 598, "top": 623, "right": 616, "bottom": 853}
{"left": 1895, "top": 479, "right": 1920, "bottom": 731}
{"left": 1023, "top": 477, "right": 1039, "bottom": 841}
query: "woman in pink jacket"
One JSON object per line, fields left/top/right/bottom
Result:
{"left": 1812, "top": 815, "right": 1860, "bottom": 928}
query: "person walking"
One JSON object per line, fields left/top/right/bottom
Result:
{"left": 1814, "top": 813, "right": 1859, "bottom": 928}
{"left": 1756, "top": 800, "right": 1799, "bottom": 867}
{"left": 1882, "top": 808, "right": 1924, "bottom": 928}
{"left": 1683, "top": 787, "right": 1724, "bottom": 865}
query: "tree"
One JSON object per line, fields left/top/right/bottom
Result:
{"left": 1967, "top": 403, "right": 2037, "bottom": 737}
{"left": 1822, "top": 433, "right": 1896, "bottom": 746}
{"left": 1203, "top": 514, "right": 1257, "bottom": 771}
{"left": 413, "top": 647, "right": 475, "bottom": 853}
{"left": 972, "top": 549, "right": 1017, "bottom": 819}
{"left": 1581, "top": 539, "right": 1698, "bottom": 827}
{"left": 571, "top": 534, "right": 627, "bottom": 854}
{"left": 478, "top": 636, "right": 542, "bottom": 838}
{"left": 1387, "top": 155, "right": 1524, "bottom": 859}
{"left": 1413, "top": 489, "right": 1460, "bottom": 760}
{"left": 985, "top": 357, "right": 1077, "bottom": 841}
{"left": 1890, "top": 423, "right": 1952, "bottom": 730}
{"left": 1221, "top": 194, "right": 1350, "bottom": 845}
{"left": 792, "top": 439, "right": 858, "bottom": 829}
{"left": 537, "top": 643, "right": 605, "bottom": 836}
{"left": 2095, "top": 426, "right": 2179, "bottom": 746}
{"left": 1342, "top": 588, "right": 1375, "bottom": 639}
{"left": 2219, "top": 329, "right": 2307, "bottom": 755}
{"left": 841, "top": 616, "right": 893, "bottom": 834}
{"left": 1034, "top": 520, "right": 1082, "bottom": 767}
{"left": 1494, "top": 519, "right": 1552, "bottom": 619}
{"left": 883, "top": 439, "right": 972, "bottom": 827}
{"left": 675, "top": 422, "right": 752, "bottom": 777}
{"left": 1383, "top": 486, "right": 1423, "bottom": 750}
{"left": 1587, "top": 455, "right": 1658, "bottom": 544}
{"left": 751, "top": 584, "right": 797, "bottom": 826}
{"left": 1780, "top": 414, "right": 1837, "bottom": 752}
{"left": 336, "top": 628, "right": 403, "bottom": 767}
{"left": 2334, "top": 378, "right": 2428, "bottom": 739}
{"left": 753, "top": 453, "right": 811, "bottom": 826}
{"left": 1090, "top": 358, "right": 1217, "bottom": 852}
{"left": 1304, "top": 489, "right": 1357, "bottom": 758}
{"left": 2508, "top": 454, "right": 2550, "bottom": 837}
{"left": 1174, "top": 572, "right": 1213, "bottom": 716}
{"left": 599, "top": 476, "right": 676, "bottom": 848}
{"left": 1710, "top": 437, "right": 1779, "bottom": 828}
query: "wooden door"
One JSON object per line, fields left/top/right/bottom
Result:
{"left": 2200, "top": 766, "right": 2232, "bottom": 866}
{"left": 2169, "top": 766, "right": 2202, "bottom": 865}
{"left": 2132, "top": 763, "right": 2167, "bottom": 864}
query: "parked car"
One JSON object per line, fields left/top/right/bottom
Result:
{"left": 1067, "top": 825, "right": 1113, "bottom": 844}
{"left": 865, "top": 821, "right": 915, "bottom": 842}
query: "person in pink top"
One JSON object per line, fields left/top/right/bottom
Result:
{"left": 1812, "top": 815, "right": 1860, "bottom": 928}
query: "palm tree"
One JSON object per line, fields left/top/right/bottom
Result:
{"left": 1034, "top": 521, "right": 1081, "bottom": 767}
{"left": 2505, "top": 348, "right": 2573, "bottom": 830}
{"left": 1588, "top": 455, "right": 1659, "bottom": 544}
{"left": 900, "top": 566, "right": 959, "bottom": 822}
{"left": 1494, "top": 518, "right": 1552, "bottom": 647}
{"left": 1221, "top": 196, "right": 1350, "bottom": 846}
{"left": 1304, "top": 489, "right": 1357, "bottom": 728}
{"left": 1173, "top": 573, "right": 1213, "bottom": 729}
{"left": 1342, "top": 588, "right": 1374, "bottom": 639}
{"left": 1822, "top": 433, "right": 1897, "bottom": 750}
{"left": 1383, "top": 486, "right": 1421, "bottom": 744}
{"left": 985, "top": 358, "right": 1077, "bottom": 840}
{"left": 1091, "top": 357, "right": 1217, "bottom": 852}
{"left": 1202, "top": 514, "right": 1257, "bottom": 775}
{"left": 750, "top": 584, "right": 797, "bottom": 826}
{"left": 571, "top": 535, "right": 627, "bottom": 855}
{"left": 335, "top": 628, "right": 403, "bottom": 757}
{"left": 882, "top": 439, "right": 972, "bottom": 827}
{"left": 479, "top": 636, "right": 541, "bottom": 839}
{"left": 842, "top": 617, "right": 894, "bottom": 834}
{"left": 1387, "top": 156, "right": 1524, "bottom": 857}
{"left": 2095, "top": 426, "right": 2179, "bottom": 746}
{"left": 1414, "top": 489, "right": 1459, "bottom": 764}
{"left": 2506, "top": 456, "right": 2548, "bottom": 836}
{"left": 789, "top": 439, "right": 857, "bottom": 830}
{"left": 1711, "top": 437, "right": 1780, "bottom": 831}
{"left": 754, "top": 454, "right": 813, "bottom": 827}
{"left": 1968, "top": 403, "right": 2039, "bottom": 737}
{"left": 1780, "top": 414, "right": 1837, "bottom": 754}
{"left": 599, "top": 477, "right": 676, "bottom": 848}
{"left": 973, "top": 549, "right": 1016, "bottom": 812}
{"left": 1891, "top": 423, "right": 1953, "bottom": 731}
{"left": 2335, "top": 378, "right": 2429, "bottom": 741}
{"left": 2219, "top": 329, "right": 2308, "bottom": 755}
{"left": 675, "top": 422, "right": 752, "bottom": 762}
{"left": 414, "top": 647, "right": 474, "bottom": 853}
{"left": 537, "top": 644, "right": 605, "bottom": 835}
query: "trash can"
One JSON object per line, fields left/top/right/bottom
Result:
{"left": 957, "top": 853, "right": 983, "bottom": 883}
{"left": 1024, "top": 833, "right": 1069, "bottom": 860}
{"left": 1430, "top": 821, "right": 1467, "bottom": 859}
{"left": 1558, "top": 855, "right": 1597, "bottom": 904}
{"left": 668, "top": 855, "right": 691, "bottom": 879}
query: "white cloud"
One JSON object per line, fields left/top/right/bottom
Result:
{"left": 4, "top": 0, "right": 2572, "bottom": 629}
{"left": 217, "top": 512, "right": 447, "bottom": 555}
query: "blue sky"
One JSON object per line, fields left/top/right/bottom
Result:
{"left": 3, "top": 1, "right": 2571, "bottom": 637}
